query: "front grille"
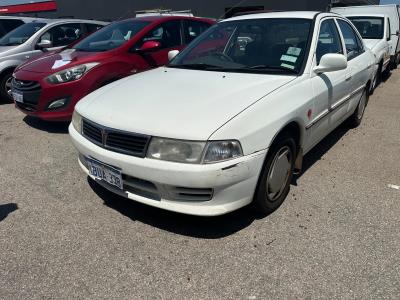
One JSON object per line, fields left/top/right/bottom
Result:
{"left": 106, "top": 132, "right": 149, "bottom": 156}
{"left": 12, "top": 78, "right": 41, "bottom": 110}
{"left": 82, "top": 120, "right": 103, "bottom": 145}
{"left": 82, "top": 119, "right": 150, "bottom": 158}
{"left": 12, "top": 79, "right": 41, "bottom": 91}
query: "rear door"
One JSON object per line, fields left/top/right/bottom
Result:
{"left": 182, "top": 20, "right": 212, "bottom": 44}
{"left": 135, "top": 20, "right": 185, "bottom": 67}
{"left": 336, "top": 19, "right": 370, "bottom": 121}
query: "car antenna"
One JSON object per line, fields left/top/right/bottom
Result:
{"left": 219, "top": 0, "right": 249, "bottom": 20}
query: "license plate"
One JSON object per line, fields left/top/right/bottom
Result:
{"left": 86, "top": 157, "right": 123, "bottom": 190}
{"left": 12, "top": 91, "right": 24, "bottom": 103}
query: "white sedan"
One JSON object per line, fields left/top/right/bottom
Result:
{"left": 69, "top": 11, "right": 375, "bottom": 216}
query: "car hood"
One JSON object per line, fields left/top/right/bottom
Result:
{"left": 363, "top": 39, "right": 380, "bottom": 50}
{"left": 19, "top": 48, "right": 98, "bottom": 73}
{"left": 77, "top": 67, "right": 296, "bottom": 141}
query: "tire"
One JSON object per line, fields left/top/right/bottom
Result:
{"left": 382, "top": 64, "right": 391, "bottom": 79}
{"left": 253, "top": 133, "right": 296, "bottom": 215}
{"left": 348, "top": 87, "right": 368, "bottom": 128}
{"left": 0, "top": 70, "right": 14, "bottom": 102}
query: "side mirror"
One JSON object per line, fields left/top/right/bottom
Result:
{"left": 37, "top": 39, "right": 53, "bottom": 50}
{"left": 138, "top": 41, "right": 161, "bottom": 52}
{"left": 168, "top": 50, "right": 179, "bottom": 61}
{"left": 396, "top": 30, "right": 400, "bottom": 37}
{"left": 314, "top": 53, "right": 347, "bottom": 74}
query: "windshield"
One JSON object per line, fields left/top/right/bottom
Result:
{"left": 169, "top": 18, "right": 312, "bottom": 74}
{"left": 348, "top": 17, "right": 384, "bottom": 39}
{"left": 73, "top": 20, "right": 150, "bottom": 52}
{"left": 0, "top": 22, "right": 46, "bottom": 46}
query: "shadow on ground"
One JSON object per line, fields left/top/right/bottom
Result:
{"left": 23, "top": 116, "right": 69, "bottom": 134}
{"left": 299, "top": 123, "right": 351, "bottom": 178}
{"left": 0, "top": 203, "right": 18, "bottom": 222}
{"left": 88, "top": 178, "right": 260, "bottom": 239}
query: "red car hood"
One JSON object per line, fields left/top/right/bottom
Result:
{"left": 19, "top": 49, "right": 98, "bottom": 74}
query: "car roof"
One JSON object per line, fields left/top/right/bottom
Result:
{"left": 46, "top": 18, "right": 108, "bottom": 24}
{"left": 0, "top": 16, "right": 45, "bottom": 21}
{"left": 126, "top": 15, "right": 214, "bottom": 22}
{"left": 224, "top": 11, "right": 322, "bottom": 22}
{"left": 335, "top": 13, "right": 387, "bottom": 18}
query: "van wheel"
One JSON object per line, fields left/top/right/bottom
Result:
{"left": 0, "top": 71, "right": 14, "bottom": 102}
{"left": 253, "top": 133, "right": 296, "bottom": 215}
{"left": 348, "top": 87, "right": 368, "bottom": 128}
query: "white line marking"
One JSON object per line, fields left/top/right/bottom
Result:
{"left": 387, "top": 184, "right": 400, "bottom": 190}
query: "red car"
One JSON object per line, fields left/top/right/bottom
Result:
{"left": 12, "top": 16, "right": 215, "bottom": 121}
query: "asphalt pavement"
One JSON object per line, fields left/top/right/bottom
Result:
{"left": 0, "top": 70, "right": 399, "bottom": 299}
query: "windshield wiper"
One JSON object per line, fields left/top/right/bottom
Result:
{"left": 168, "top": 63, "right": 224, "bottom": 70}
{"left": 247, "top": 65, "right": 298, "bottom": 74}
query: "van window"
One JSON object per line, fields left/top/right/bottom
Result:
{"left": 387, "top": 18, "right": 391, "bottom": 40}
{"left": 348, "top": 17, "right": 384, "bottom": 40}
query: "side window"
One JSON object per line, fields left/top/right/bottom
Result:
{"left": 183, "top": 20, "right": 211, "bottom": 44}
{"left": 86, "top": 23, "right": 103, "bottom": 34}
{"left": 387, "top": 18, "right": 391, "bottom": 41}
{"left": 316, "top": 19, "right": 343, "bottom": 65}
{"left": 39, "top": 23, "right": 83, "bottom": 47}
{"left": 337, "top": 19, "right": 362, "bottom": 60}
{"left": 139, "top": 20, "right": 182, "bottom": 49}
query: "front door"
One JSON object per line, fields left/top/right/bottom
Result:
{"left": 135, "top": 20, "right": 185, "bottom": 68}
{"left": 307, "top": 18, "right": 348, "bottom": 150}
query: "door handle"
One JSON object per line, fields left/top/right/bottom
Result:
{"left": 345, "top": 75, "right": 352, "bottom": 82}
{"left": 25, "top": 55, "right": 30, "bottom": 59}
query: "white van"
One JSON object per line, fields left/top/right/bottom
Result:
{"left": 332, "top": 5, "right": 400, "bottom": 69}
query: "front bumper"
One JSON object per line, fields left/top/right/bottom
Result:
{"left": 69, "top": 124, "right": 267, "bottom": 216}
{"left": 13, "top": 70, "right": 95, "bottom": 122}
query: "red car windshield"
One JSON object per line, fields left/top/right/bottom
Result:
{"left": 73, "top": 20, "right": 150, "bottom": 52}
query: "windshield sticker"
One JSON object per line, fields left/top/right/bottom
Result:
{"left": 287, "top": 47, "right": 302, "bottom": 56}
{"left": 280, "top": 55, "right": 297, "bottom": 63}
{"left": 281, "top": 63, "right": 295, "bottom": 70}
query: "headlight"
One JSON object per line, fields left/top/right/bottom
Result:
{"left": 203, "top": 141, "right": 243, "bottom": 163}
{"left": 72, "top": 110, "right": 82, "bottom": 133}
{"left": 147, "top": 138, "right": 206, "bottom": 164}
{"left": 46, "top": 62, "right": 99, "bottom": 84}
{"left": 146, "top": 138, "right": 243, "bottom": 164}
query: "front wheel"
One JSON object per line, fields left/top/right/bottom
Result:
{"left": 253, "top": 133, "right": 296, "bottom": 215}
{"left": 0, "top": 71, "right": 14, "bottom": 102}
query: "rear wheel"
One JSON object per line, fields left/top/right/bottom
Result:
{"left": 253, "top": 133, "right": 296, "bottom": 215}
{"left": 348, "top": 87, "right": 368, "bottom": 128}
{"left": 0, "top": 70, "right": 14, "bottom": 102}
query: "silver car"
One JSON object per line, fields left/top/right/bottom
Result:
{"left": 0, "top": 18, "right": 108, "bottom": 101}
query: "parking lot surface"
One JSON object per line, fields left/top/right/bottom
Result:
{"left": 1, "top": 70, "right": 400, "bottom": 299}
